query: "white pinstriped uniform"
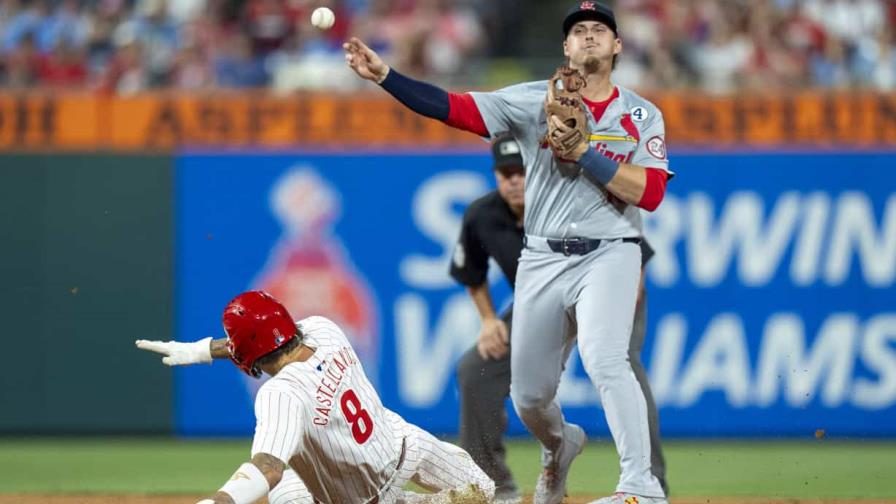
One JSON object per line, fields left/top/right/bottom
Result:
{"left": 252, "top": 316, "right": 494, "bottom": 504}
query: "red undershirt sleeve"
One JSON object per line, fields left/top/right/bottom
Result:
{"left": 445, "top": 93, "right": 489, "bottom": 137}
{"left": 637, "top": 168, "right": 669, "bottom": 211}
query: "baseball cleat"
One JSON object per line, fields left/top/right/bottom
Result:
{"left": 493, "top": 485, "right": 522, "bottom": 504}
{"left": 588, "top": 492, "right": 669, "bottom": 504}
{"left": 533, "top": 423, "right": 587, "bottom": 504}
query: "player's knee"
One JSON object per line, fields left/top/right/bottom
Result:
{"left": 584, "top": 354, "right": 629, "bottom": 383}
{"left": 510, "top": 386, "right": 553, "bottom": 413}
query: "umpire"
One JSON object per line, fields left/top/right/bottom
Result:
{"left": 452, "top": 134, "right": 669, "bottom": 503}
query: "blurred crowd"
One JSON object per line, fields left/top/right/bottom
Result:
{"left": 0, "top": 0, "right": 894, "bottom": 94}
{"left": 0, "top": 0, "right": 488, "bottom": 93}
{"left": 614, "top": 0, "right": 896, "bottom": 92}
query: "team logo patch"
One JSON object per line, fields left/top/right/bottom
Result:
{"left": 580, "top": 1, "right": 596, "bottom": 9}
{"left": 629, "top": 106, "right": 648, "bottom": 122}
{"left": 499, "top": 139, "right": 521, "bottom": 156}
{"left": 646, "top": 135, "right": 666, "bottom": 160}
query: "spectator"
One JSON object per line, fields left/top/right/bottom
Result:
{"left": 0, "top": 0, "right": 894, "bottom": 93}
{"left": 171, "top": 43, "right": 213, "bottom": 90}
{"left": 36, "top": 0, "right": 90, "bottom": 54}
{"left": 98, "top": 26, "right": 149, "bottom": 94}
{"left": 131, "top": 0, "right": 181, "bottom": 86}
{"left": 243, "top": 0, "right": 298, "bottom": 55}
{"left": 2, "top": 0, "right": 40, "bottom": 54}
{"left": 214, "top": 32, "right": 267, "bottom": 88}
{"left": 36, "top": 38, "right": 87, "bottom": 87}
{"left": 3, "top": 31, "right": 39, "bottom": 88}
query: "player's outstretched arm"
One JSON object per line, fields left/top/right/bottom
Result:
{"left": 135, "top": 337, "right": 229, "bottom": 366}
{"left": 342, "top": 37, "right": 490, "bottom": 136}
{"left": 197, "top": 453, "right": 285, "bottom": 504}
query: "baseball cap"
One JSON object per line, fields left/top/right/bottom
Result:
{"left": 563, "top": 1, "right": 617, "bottom": 37}
{"left": 492, "top": 135, "right": 524, "bottom": 171}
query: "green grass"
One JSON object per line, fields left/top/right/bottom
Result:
{"left": 0, "top": 438, "right": 893, "bottom": 498}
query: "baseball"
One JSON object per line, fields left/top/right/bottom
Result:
{"left": 311, "top": 7, "right": 335, "bottom": 30}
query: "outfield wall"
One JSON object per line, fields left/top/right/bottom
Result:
{"left": 173, "top": 149, "right": 896, "bottom": 438}
{"left": 1, "top": 147, "right": 893, "bottom": 436}
{"left": 0, "top": 154, "right": 174, "bottom": 433}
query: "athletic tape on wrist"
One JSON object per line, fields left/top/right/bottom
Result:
{"left": 218, "top": 462, "right": 270, "bottom": 504}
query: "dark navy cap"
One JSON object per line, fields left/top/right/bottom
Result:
{"left": 563, "top": 1, "right": 617, "bottom": 37}
{"left": 491, "top": 134, "right": 524, "bottom": 171}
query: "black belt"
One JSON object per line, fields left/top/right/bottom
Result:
{"left": 546, "top": 236, "right": 641, "bottom": 256}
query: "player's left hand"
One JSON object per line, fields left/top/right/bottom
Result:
{"left": 543, "top": 65, "right": 590, "bottom": 161}
{"left": 135, "top": 337, "right": 214, "bottom": 366}
{"left": 548, "top": 115, "right": 590, "bottom": 161}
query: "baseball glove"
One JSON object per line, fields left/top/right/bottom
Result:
{"left": 543, "top": 66, "right": 589, "bottom": 160}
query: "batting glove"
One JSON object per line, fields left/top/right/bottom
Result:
{"left": 135, "top": 337, "right": 214, "bottom": 366}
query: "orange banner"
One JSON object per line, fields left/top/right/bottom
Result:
{"left": 1, "top": 91, "right": 895, "bottom": 150}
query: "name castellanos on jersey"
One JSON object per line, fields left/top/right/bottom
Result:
{"left": 313, "top": 346, "right": 358, "bottom": 426}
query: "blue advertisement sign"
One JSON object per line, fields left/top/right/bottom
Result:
{"left": 175, "top": 150, "right": 896, "bottom": 438}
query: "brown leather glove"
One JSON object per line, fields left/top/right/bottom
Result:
{"left": 543, "top": 66, "right": 590, "bottom": 160}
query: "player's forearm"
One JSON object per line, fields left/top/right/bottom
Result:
{"left": 205, "top": 492, "right": 235, "bottom": 504}
{"left": 466, "top": 283, "right": 499, "bottom": 321}
{"left": 379, "top": 69, "right": 489, "bottom": 136}
{"left": 201, "top": 455, "right": 283, "bottom": 504}
{"left": 604, "top": 163, "right": 647, "bottom": 206}
{"left": 379, "top": 68, "right": 450, "bottom": 121}
{"left": 578, "top": 150, "right": 667, "bottom": 210}
{"left": 251, "top": 452, "right": 286, "bottom": 487}
{"left": 210, "top": 338, "right": 230, "bottom": 359}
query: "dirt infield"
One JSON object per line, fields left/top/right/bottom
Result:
{"left": 0, "top": 496, "right": 888, "bottom": 504}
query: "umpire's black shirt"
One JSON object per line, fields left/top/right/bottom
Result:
{"left": 450, "top": 190, "right": 524, "bottom": 288}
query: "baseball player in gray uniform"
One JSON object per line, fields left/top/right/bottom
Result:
{"left": 344, "top": 2, "right": 672, "bottom": 503}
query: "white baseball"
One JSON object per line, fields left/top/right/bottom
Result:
{"left": 311, "top": 7, "right": 335, "bottom": 30}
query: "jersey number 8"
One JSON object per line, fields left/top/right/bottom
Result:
{"left": 340, "top": 389, "right": 373, "bottom": 444}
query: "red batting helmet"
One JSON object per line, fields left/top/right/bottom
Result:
{"left": 222, "top": 290, "right": 299, "bottom": 377}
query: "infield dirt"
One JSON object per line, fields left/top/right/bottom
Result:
{"left": 0, "top": 496, "right": 888, "bottom": 504}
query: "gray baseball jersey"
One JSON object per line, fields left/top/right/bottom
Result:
{"left": 470, "top": 82, "right": 672, "bottom": 239}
